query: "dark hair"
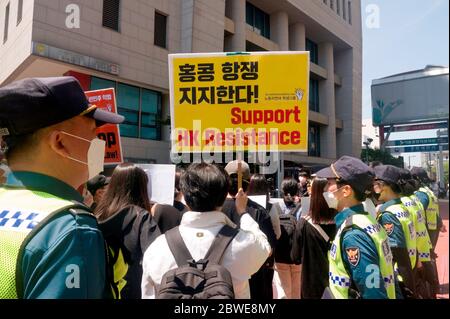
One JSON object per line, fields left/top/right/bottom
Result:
{"left": 228, "top": 174, "right": 249, "bottom": 196}
{"left": 309, "top": 177, "right": 336, "bottom": 223}
{"left": 384, "top": 181, "right": 402, "bottom": 195}
{"left": 337, "top": 181, "right": 367, "bottom": 202}
{"left": 174, "top": 167, "right": 185, "bottom": 198}
{"left": 247, "top": 174, "right": 269, "bottom": 198}
{"left": 398, "top": 179, "right": 416, "bottom": 196}
{"left": 180, "top": 163, "right": 229, "bottom": 212}
{"left": 94, "top": 163, "right": 151, "bottom": 221}
{"left": 281, "top": 178, "right": 299, "bottom": 197}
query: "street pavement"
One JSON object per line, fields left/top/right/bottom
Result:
{"left": 436, "top": 200, "right": 448, "bottom": 299}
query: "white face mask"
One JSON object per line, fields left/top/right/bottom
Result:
{"left": 61, "top": 131, "right": 106, "bottom": 180}
{"left": 323, "top": 188, "right": 340, "bottom": 210}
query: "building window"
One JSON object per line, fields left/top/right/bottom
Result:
{"left": 309, "top": 79, "right": 319, "bottom": 112}
{"left": 323, "top": 0, "right": 327, "bottom": 4}
{"left": 3, "top": 3, "right": 9, "bottom": 43}
{"left": 330, "top": 0, "right": 334, "bottom": 10}
{"left": 102, "top": 0, "right": 120, "bottom": 31}
{"left": 308, "top": 124, "right": 321, "bottom": 157}
{"left": 154, "top": 11, "right": 167, "bottom": 48}
{"left": 90, "top": 77, "right": 162, "bottom": 140}
{"left": 246, "top": 2, "right": 270, "bottom": 39}
{"left": 337, "top": 0, "right": 340, "bottom": 15}
{"left": 17, "top": 0, "right": 23, "bottom": 25}
{"left": 141, "top": 89, "right": 161, "bottom": 140}
{"left": 343, "top": 0, "right": 346, "bottom": 20}
{"left": 306, "top": 38, "right": 319, "bottom": 64}
{"left": 348, "top": 1, "right": 352, "bottom": 24}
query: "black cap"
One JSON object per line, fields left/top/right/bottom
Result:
{"left": 398, "top": 168, "right": 412, "bottom": 181}
{"left": 0, "top": 76, "right": 124, "bottom": 136}
{"left": 374, "top": 165, "right": 401, "bottom": 185}
{"left": 316, "top": 155, "right": 375, "bottom": 194}
{"left": 410, "top": 166, "right": 431, "bottom": 183}
{"left": 87, "top": 174, "right": 110, "bottom": 196}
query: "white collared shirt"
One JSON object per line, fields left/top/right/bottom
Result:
{"left": 141, "top": 211, "right": 271, "bottom": 299}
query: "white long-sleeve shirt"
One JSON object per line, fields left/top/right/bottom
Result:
{"left": 141, "top": 210, "right": 271, "bottom": 299}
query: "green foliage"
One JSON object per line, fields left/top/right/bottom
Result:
{"left": 361, "top": 147, "right": 404, "bottom": 168}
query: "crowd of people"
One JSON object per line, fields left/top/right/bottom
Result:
{"left": 0, "top": 76, "right": 446, "bottom": 299}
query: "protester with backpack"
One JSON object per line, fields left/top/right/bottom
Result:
{"left": 291, "top": 177, "right": 337, "bottom": 299}
{"left": 273, "top": 179, "right": 302, "bottom": 299}
{"left": 141, "top": 163, "right": 271, "bottom": 299}
{"left": 95, "top": 163, "right": 160, "bottom": 299}
{"left": 221, "top": 161, "right": 277, "bottom": 300}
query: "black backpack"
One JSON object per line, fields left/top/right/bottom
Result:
{"left": 274, "top": 203, "right": 300, "bottom": 264}
{"left": 156, "top": 225, "right": 239, "bottom": 299}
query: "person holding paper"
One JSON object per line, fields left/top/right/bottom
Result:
{"left": 222, "top": 160, "right": 277, "bottom": 300}
{"left": 291, "top": 177, "right": 337, "bottom": 299}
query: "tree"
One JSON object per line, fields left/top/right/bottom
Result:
{"left": 360, "top": 148, "right": 404, "bottom": 168}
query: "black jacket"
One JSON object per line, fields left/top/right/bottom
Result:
{"left": 98, "top": 205, "right": 160, "bottom": 299}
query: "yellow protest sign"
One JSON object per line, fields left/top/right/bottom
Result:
{"left": 169, "top": 51, "right": 309, "bottom": 153}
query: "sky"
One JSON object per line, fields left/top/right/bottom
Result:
{"left": 361, "top": 0, "right": 449, "bottom": 167}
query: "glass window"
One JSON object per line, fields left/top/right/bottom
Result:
{"left": 117, "top": 83, "right": 139, "bottom": 138}
{"left": 306, "top": 39, "right": 319, "bottom": 64}
{"left": 343, "top": 0, "right": 346, "bottom": 20}
{"left": 246, "top": 2, "right": 270, "bottom": 39}
{"left": 348, "top": 1, "right": 352, "bottom": 24}
{"left": 309, "top": 79, "right": 319, "bottom": 112}
{"left": 17, "top": 0, "right": 23, "bottom": 25}
{"left": 90, "top": 77, "right": 115, "bottom": 91}
{"left": 308, "top": 124, "right": 321, "bottom": 157}
{"left": 90, "top": 77, "right": 162, "bottom": 141}
{"left": 141, "top": 89, "right": 161, "bottom": 140}
{"left": 154, "top": 12, "right": 167, "bottom": 48}
{"left": 102, "top": 0, "right": 120, "bottom": 31}
{"left": 3, "top": 3, "right": 10, "bottom": 43}
{"left": 330, "top": 0, "right": 334, "bottom": 10}
{"left": 337, "top": 0, "right": 340, "bottom": 15}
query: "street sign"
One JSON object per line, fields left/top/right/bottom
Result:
{"left": 386, "top": 137, "right": 448, "bottom": 147}
{"left": 384, "top": 122, "right": 448, "bottom": 132}
{"left": 390, "top": 144, "right": 449, "bottom": 154}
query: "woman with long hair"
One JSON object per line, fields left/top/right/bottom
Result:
{"left": 94, "top": 163, "right": 160, "bottom": 299}
{"left": 291, "top": 177, "right": 337, "bottom": 299}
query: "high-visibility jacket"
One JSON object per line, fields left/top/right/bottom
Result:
{"left": 0, "top": 187, "right": 89, "bottom": 298}
{"left": 328, "top": 213, "right": 396, "bottom": 299}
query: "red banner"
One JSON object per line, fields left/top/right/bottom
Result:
{"left": 85, "top": 88, "right": 123, "bottom": 165}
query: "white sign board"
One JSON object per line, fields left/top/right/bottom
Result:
{"left": 248, "top": 195, "right": 267, "bottom": 209}
{"left": 137, "top": 164, "right": 176, "bottom": 206}
{"left": 363, "top": 198, "right": 377, "bottom": 218}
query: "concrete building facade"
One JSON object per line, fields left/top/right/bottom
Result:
{"left": 1, "top": 0, "right": 363, "bottom": 168}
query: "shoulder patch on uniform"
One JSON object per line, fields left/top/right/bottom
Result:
{"left": 346, "top": 247, "right": 360, "bottom": 267}
{"left": 383, "top": 223, "right": 394, "bottom": 235}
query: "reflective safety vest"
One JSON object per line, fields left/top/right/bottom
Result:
{"left": 378, "top": 203, "right": 417, "bottom": 269}
{"left": 0, "top": 186, "right": 88, "bottom": 299}
{"left": 418, "top": 187, "right": 439, "bottom": 231}
{"left": 328, "top": 213, "right": 396, "bottom": 299}
{"left": 402, "top": 195, "right": 432, "bottom": 262}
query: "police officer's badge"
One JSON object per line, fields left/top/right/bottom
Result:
{"left": 346, "top": 247, "right": 360, "bottom": 266}
{"left": 383, "top": 223, "right": 394, "bottom": 235}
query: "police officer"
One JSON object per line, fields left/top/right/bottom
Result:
{"left": 410, "top": 167, "right": 446, "bottom": 297}
{"left": 317, "top": 156, "right": 397, "bottom": 299}
{"left": 0, "top": 76, "right": 124, "bottom": 298}
{"left": 373, "top": 165, "right": 417, "bottom": 298}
